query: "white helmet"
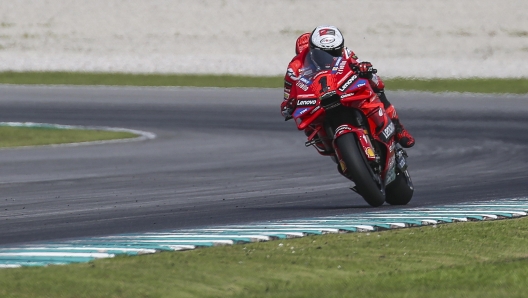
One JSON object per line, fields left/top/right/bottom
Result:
{"left": 309, "top": 25, "right": 344, "bottom": 57}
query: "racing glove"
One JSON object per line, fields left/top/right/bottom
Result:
{"left": 355, "top": 61, "right": 377, "bottom": 79}
{"left": 281, "top": 105, "right": 294, "bottom": 121}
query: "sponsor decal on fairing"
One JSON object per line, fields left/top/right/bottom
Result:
{"left": 338, "top": 75, "right": 358, "bottom": 92}
{"left": 294, "top": 108, "right": 309, "bottom": 117}
{"left": 331, "top": 58, "right": 346, "bottom": 74}
{"left": 299, "top": 77, "right": 312, "bottom": 85}
{"left": 297, "top": 99, "right": 317, "bottom": 106}
{"left": 287, "top": 68, "right": 299, "bottom": 81}
{"left": 381, "top": 121, "right": 395, "bottom": 139}
{"left": 334, "top": 125, "right": 352, "bottom": 138}
{"left": 353, "top": 79, "right": 367, "bottom": 89}
{"left": 296, "top": 81, "right": 309, "bottom": 91}
{"left": 321, "top": 90, "right": 336, "bottom": 99}
{"left": 340, "top": 93, "right": 356, "bottom": 99}
{"left": 337, "top": 61, "right": 346, "bottom": 74}
{"left": 365, "top": 147, "right": 376, "bottom": 159}
{"left": 310, "top": 106, "right": 321, "bottom": 115}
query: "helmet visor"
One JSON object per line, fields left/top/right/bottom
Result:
{"left": 303, "top": 49, "right": 339, "bottom": 73}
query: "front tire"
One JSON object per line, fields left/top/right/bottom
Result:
{"left": 336, "top": 133, "right": 385, "bottom": 207}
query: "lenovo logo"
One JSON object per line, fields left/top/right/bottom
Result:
{"left": 338, "top": 75, "right": 358, "bottom": 92}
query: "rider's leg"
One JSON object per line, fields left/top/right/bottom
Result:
{"left": 378, "top": 91, "right": 415, "bottom": 148}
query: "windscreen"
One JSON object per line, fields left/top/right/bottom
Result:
{"left": 302, "top": 49, "right": 339, "bottom": 75}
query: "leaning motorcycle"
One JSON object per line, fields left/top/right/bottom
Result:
{"left": 287, "top": 49, "right": 413, "bottom": 207}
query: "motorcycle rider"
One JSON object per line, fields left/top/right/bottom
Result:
{"left": 281, "top": 25, "right": 415, "bottom": 148}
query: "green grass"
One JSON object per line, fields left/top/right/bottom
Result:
{"left": 0, "top": 71, "right": 527, "bottom": 94}
{"left": 0, "top": 71, "right": 282, "bottom": 88}
{"left": 2, "top": 217, "right": 528, "bottom": 297}
{"left": 0, "top": 126, "right": 137, "bottom": 148}
{"left": 386, "top": 77, "right": 528, "bottom": 94}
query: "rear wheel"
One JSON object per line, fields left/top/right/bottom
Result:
{"left": 385, "top": 169, "right": 414, "bottom": 205}
{"left": 336, "top": 133, "right": 385, "bottom": 207}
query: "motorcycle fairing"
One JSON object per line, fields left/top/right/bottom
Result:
{"left": 332, "top": 124, "right": 377, "bottom": 162}
{"left": 293, "top": 94, "right": 324, "bottom": 129}
{"left": 351, "top": 79, "right": 368, "bottom": 90}
{"left": 338, "top": 75, "right": 370, "bottom": 94}
{"left": 378, "top": 120, "right": 395, "bottom": 143}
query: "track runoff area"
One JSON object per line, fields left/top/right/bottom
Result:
{"left": 1, "top": 198, "right": 527, "bottom": 268}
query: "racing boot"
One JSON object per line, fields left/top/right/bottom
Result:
{"left": 385, "top": 105, "right": 415, "bottom": 148}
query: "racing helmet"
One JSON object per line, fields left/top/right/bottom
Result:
{"left": 309, "top": 25, "right": 344, "bottom": 57}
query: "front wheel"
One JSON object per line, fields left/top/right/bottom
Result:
{"left": 336, "top": 133, "right": 385, "bottom": 207}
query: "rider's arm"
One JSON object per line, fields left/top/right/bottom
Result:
{"left": 344, "top": 47, "right": 360, "bottom": 62}
{"left": 281, "top": 59, "right": 302, "bottom": 118}
{"left": 281, "top": 79, "right": 294, "bottom": 109}
{"left": 344, "top": 47, "right": 385, "bottom": 92}
{"left": 281, "top": 76, "right": 297, "bottom": 119}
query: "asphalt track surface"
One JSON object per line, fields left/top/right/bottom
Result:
{"left": 0, "top": 85, "right": 527, "bottom": 246}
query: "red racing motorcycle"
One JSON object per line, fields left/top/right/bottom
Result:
{"left": 287, "top": 49, "right": 413, "bottom": 207}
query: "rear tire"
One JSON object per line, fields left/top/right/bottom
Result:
{"left": 385, "top": 169, "right": 414, "bottom": 205}
{"left": 336, "top": 133, "right": 385, "bottom": 207}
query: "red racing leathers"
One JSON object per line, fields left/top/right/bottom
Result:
{"left": 281, "top": 42, "right": 415, "bottom": 148}
{"left": 281, "top": 46, "right": 386, "bottom": 114}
